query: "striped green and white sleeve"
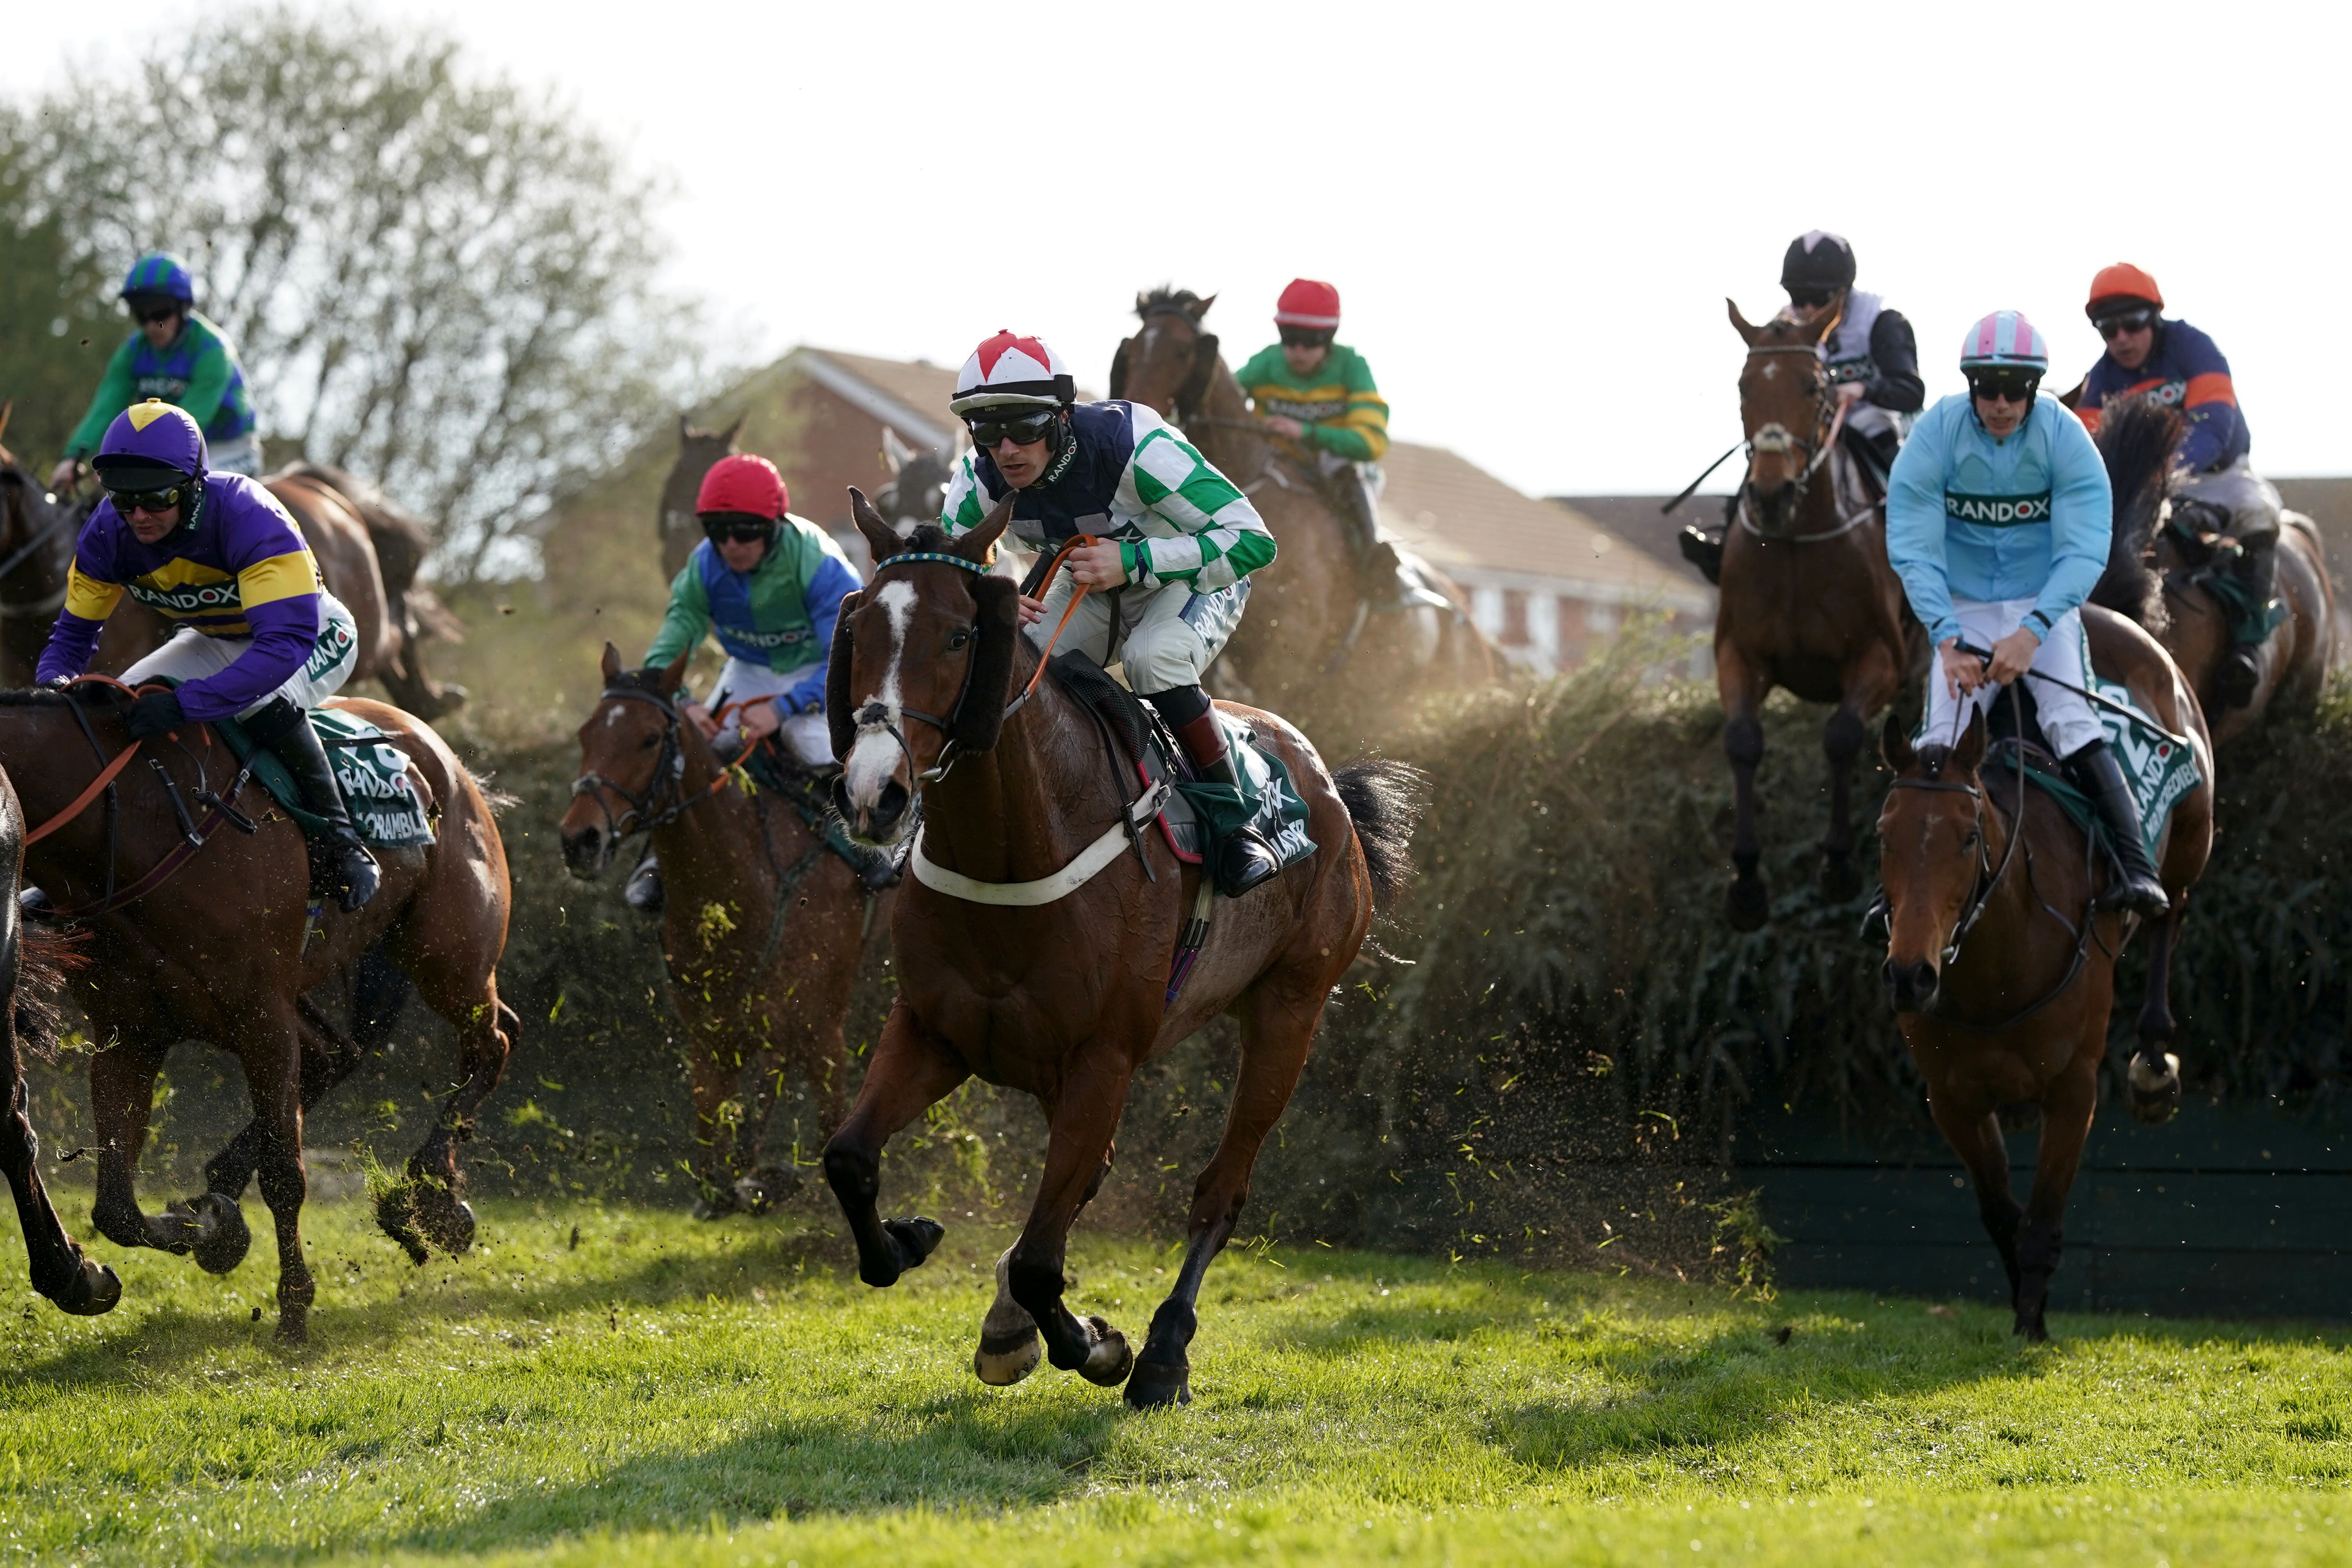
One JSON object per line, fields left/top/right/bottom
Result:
{"left": 938, "top": 451, "right": 995, "bottom": 537}
{"left": 1124, "top": 421, "right": 1276, "bottom": 592}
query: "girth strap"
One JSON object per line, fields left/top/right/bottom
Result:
{"left": 909, "top": 778, "right": 1169, "bottom": 906}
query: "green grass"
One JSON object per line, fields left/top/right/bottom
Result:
{"left": 0, "top": 1196, "right": 2345, "bottom": 1565}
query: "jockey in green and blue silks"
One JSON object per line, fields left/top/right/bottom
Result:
{"left": 1885, "top": 310, "right": 2167, "bottom": 919}
{"left": 52, "top": 254, "right": 261, "bottom": 491}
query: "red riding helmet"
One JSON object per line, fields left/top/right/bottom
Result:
{"left": 1274, "top": 278, "right": 1341, "bottom": 329}
{"left": 2086, "top": 262, "right": 2164, "bottom": 318}
{"left": 696, "top": 453, "right": 788, "bottom": 519}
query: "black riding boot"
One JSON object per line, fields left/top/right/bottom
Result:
{"left": 2215, "top": 533, "right": 2279, "bottom": 710}
{"left": 1150, "top": 686, "right": 1282, "bottom": 898}
{"left": 2065, "top": 740, "right": 2168, "bottom": 918}
{"left": 624, "top": 853, "right": 664, "bottom": 915}
{"left": 249, "top": 699, "right": 380, "bottom": 912}
{"left": 1341, "top": 469, "right": 1405, "bottom": 604}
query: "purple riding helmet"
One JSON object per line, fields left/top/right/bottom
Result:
{"left": 90, "top": 399, "right": 210, "bottom": 530}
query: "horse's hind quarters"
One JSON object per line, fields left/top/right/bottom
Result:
{"left": 1883, "top": 955, "right": 1940, "bottom": 1014}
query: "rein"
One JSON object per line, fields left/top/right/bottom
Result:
{"left": 570, "top": 684, "right": 733, "bottom": 844}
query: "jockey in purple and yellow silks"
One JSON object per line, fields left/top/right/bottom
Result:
{"left": 2074, "top": 262, "right": 2276, "bottom": 707}
{"left": 36, "top": 400, "right": 378, "bottom": 911}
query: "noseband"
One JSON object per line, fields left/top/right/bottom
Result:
{"left": 1736, "top": 343, "right": 1869, "bottom": 543}
{"left": 850, "top": 550, "right": 1035, "bottom": 790}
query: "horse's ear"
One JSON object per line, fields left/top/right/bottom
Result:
{"left": 720, "top": 416, "right": 743, "bottom": 448}
{"left": 1178, "top": 334, "right": 1220, "bottom": 420}
{"left": 660, "top": 647, "right": 693, "bottom": 696}
{"left": 953, "top": 495, "right": 1015, "bottom": 564}
{"left": 1194, "top": 293, "right": 1215, "bottom": 319}
{"left": 1109, "top": 336, "right": 1133, "bottom": 399}
{"left": 826, "top": 592, "right": 861, "bottom": 762}
{"left": 677, "top": 414, "right": 692, "bottom": 442}
{"left": 600, "top": 641, "right": 623, "bottom": 686}
{"left": 1879, "top": 711, "right": 1914, "bottom": 774}
{"left": 1953, "top": 706, "right": 1988, "bottom": 773}
{"left": 880, "top": 424, "right": 914, "bottom": 475}
{"left": 954, "top": 576, "right": 1021, "bottom": 752}
{"left": 848, "top": 486, "right": 900, "bottom": 564}
{"left": 1727, "top": 298, "right": 1762, "bottom": 347}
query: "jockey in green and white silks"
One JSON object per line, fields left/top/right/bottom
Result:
{"left": 936, "top": 330, "right": 1285, "bottom": 897}
{"left": 1885, "top": 310, "right": 2168, "bottom": 918}
{"left": 52, "top": 254, "right": 262, "bottom": 493}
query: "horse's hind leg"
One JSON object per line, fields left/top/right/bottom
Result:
{"left": 88, "top": 1036, "right": 223, "bottom": 1260}
{"left": 1130, "top": 970, "right": 1327, "bottom": 1409}
{"left": 235, "top": 1019, "right": 317, "bottom": 1344}
{"left": 1928, "top": 1091, "right": 2025, "bottom": 1313}
{"left": 2128, "top": 902, "right": 2187, "bottom": 1125}
{"left": 2014, "top": 1058, "right": 2098, "bottom": 1342}
{"left": 976, "top": 1142, "right": 1113, "bottom": 1387}
{"left": 821, "top": 1005, "right": 968, "bottom": 1287}
{"left": 2, "top": 1077, "right": 117, "bottom": 1315}
{"left": 1003, "top": 1059, "right": 1135, "bottom": 1389}
{"left": 385, "top": 973, "right": 514, "bottom": 1263}
{"left": 1718, "top": 645, "right": 1770, "bottom": 930}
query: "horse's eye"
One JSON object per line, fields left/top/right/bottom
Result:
{"left": 1962, "top": 829, "right": 1979, "bottom": 848}
{"left": 639, "top": 733, "right": 660, "bottom": 750}
{"left": 946, "top": 629, "right": 972, "bottom": 651}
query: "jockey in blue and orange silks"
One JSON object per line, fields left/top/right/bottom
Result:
{"left": 1885, "top": 310, "right": 2168, "bottom": 920}
{"left": 36, "top": 400, "right": 378, "bottom": 911}
{"left": 2073, "top": 261, "right": 2277, "bottom": 707}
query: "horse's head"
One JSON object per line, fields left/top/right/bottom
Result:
{"left": 875, "top": 426, "right": 954, "bottom": 536}
{"left": 1111, "top": 288, "right": 1220, "bottom": 424}
{"left": 559, "top": 642, "right": 695, "bottom": 878}
{"left": 660, "top": 413, "right": 743, "bottom": 544}
{"left": 832, "top": 488, "right": 1019, "bottom": 844}
{"left": 1875, "top": 708, "right": 1991, "bottom": 1013}
{"left": 1728, "top": 299, "right": 1839, "bottom": 534}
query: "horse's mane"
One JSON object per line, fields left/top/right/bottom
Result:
{"left": 609, "top": 666, "right": 672, "bottom": 699}
{"left": 2087, "top": 398, "right": 2182, "bottom": 632}
{"left": 0, "top": 688, "right": 89, "bottom": 708}
{"left": 1136, "top": 286, "right": 1209, "bottom": 320}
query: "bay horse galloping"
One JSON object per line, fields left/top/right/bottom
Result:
{"left": 0, "top": 437, "right": 78, "bottom": 689}
{"left": 1877, "top": 607, "right": 2212, "bottom": 1338}
{"left": 824, "top": 490, "right": 1420, "bottom": 1408}
{"left": 558, "top": 645, "right": 877, "bottom": 1217}
{"left": 1716, "top": 302, "right": 1923, "bottom": 928}
{"left": 2090, "top": 398, "right": 2335, "bottom": 747}
{"left": 4, "top": 686, "right": 516, "bottom": 1342}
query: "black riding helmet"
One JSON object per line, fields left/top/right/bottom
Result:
{"left": 1782, "top": 230, "right": 1857, "bottom": 302}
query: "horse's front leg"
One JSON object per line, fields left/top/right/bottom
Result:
{"left": 1819, "top": 643, "right": 1895, "bottom": 903}
{"left": 2129, "top": 900, "right": 2187, "bottom": 1125}
{"left": 1717, "top": 641, "right": 1770, "bottom": 929}
{"left": 89, "top": 1036, "right": 243, "bottom": 1263}
{"left": 235, "top": 1017, "right": 317, "bottom": 1345}
{"left": 820, "top": 1004, "right": 967, "bottom": 1286}
{"left": 976, "top": 1142, "right": 1113, "bottom": 1387}
{"left": 1927, "top": 1086, "right": 2024, "bottom": 1312}
{"left": 1, "top": 1076, "right": 117, "bottom": 1315}
{"left": 2014, "top": 1056, "right": 2099, "bottom": 1342}
{"left": 1004, "top": 1058, "right": 1134, "bottom": 1389}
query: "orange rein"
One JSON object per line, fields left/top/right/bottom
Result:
{"left": 1021, "top": 534, "right": 1099, "bottom": 700}
{"left": 22, "top": 677, "right": 199, "bottom": 847}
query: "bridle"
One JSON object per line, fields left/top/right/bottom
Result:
{"left": 1734, "top": 342, "right": 1872, "bottom": 543}
{"left": 0, "top": 473, "right": 74, "bottom": 619}
{"left": 569, "top": 682, "right": 731, "bottom": 844}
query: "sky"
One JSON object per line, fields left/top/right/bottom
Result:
{"left": 11, "top": 1, "right": 2350, "bottom": 497}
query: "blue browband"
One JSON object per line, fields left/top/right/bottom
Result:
{"left": 872, "top": 551, "right": 987, "bottom": 576}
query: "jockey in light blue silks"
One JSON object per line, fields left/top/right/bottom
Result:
{"left": 1884, "top": 309, "right": 2169, "bottom": 918}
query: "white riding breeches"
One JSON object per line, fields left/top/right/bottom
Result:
{"left": 208, "top": 433, "right": 264, "bottom": 477}
{"left": 1029, "top": 573, "right": 1251, "bottom": 695}
{"left": 122, "top": 593, "right": 358, "bottom": 717}
{"left": 704, "top": 656, "right": 831, "bottom": 767}
{"left": 1923, "top": 597, "right": 2101, "bottom": 759}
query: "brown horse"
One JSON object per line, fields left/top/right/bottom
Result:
{"left": 1877, "top": 607, "right": 2213, "bottom": 1338}
{"left": 276, "top": 464, "right": 470, "bottom": 722}
{"left": 659, "top": 416, "right": 744, "bottom": 581}
{"left": 1109, "top": 289, "right": 1493, "bottom": 726}
{"left": 0, "top": 445, "right": 78, "bottom": 688}
{"left": 0, "top": 770, "right": 119, "bottom": 1318}
{"left": 2, "top": 684, "right": 517, "bottom": 1342}
{"left": 2089, "top": 398, "right": 2335, "bottom": 746}
{"left": 1715, "top": 301, "right": 1924, "bottom": 928}
{"left": 823, "top": 490, "right": 1420, "bottom": 1407}
{"left": 558, "top": 645, "right": 876, "bottom": 1217}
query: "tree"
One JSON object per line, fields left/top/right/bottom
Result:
{"left": 7, "top": 8, "right": 704, "bottom": 582}
{"left": 0, "top": 137, "right": 120, "bottom": 466}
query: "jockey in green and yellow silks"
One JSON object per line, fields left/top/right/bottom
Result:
{"left": 1235, "top": 278, "right": 1401, "bottom": 600}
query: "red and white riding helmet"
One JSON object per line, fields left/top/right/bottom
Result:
{"left": 948, "top": 331, "right": 1076, "bottom": 416}
{"left": 1958, "top": 311, "right": 2048, "bottom": 373}
{"left": 1274, "top": 278, "right": 1341, "bottom": 330}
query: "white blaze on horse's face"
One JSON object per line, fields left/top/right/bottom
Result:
{"left": 842, "top": 579, "right": 918, "bottom": 812}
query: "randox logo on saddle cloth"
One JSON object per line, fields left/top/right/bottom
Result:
{"left": 214, "top": 705, "right": 436, "bottom": 851}
{"left": 2091, "top": 671, "right": 2200, "bottom": 863}
{"left": 1944, "top": 491, "right": 2053, "bottom": 526}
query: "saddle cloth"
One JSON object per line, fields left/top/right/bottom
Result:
{"left": 1048, "top": 653, "right": 1316, "bottom": 869}
{"left": 215, "top": 705, "right": 436, "bottom": 849}
{"left": 1978, "top": 671, "right": 2201, "bottom": 863}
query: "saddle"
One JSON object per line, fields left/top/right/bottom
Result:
{"left": 213, "top": 706, "right": 434, "bottom": 849}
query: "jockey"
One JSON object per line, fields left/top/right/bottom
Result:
{"left": 626, "top": 452, "right": 869, "bottom": 913}
{"left": 1885, "top": 311, "right": 2168, "bottom": 918}
{"left": 49, "top": 254, "right": 262, "bottom": 493}
{"left": 939, "top": 330, "right": 1285, "bottom": 897}
{"left": 36, "top": 400, "right": 377, "bottom": 911}
{"left": 1779, "top": 231, "right": 1923, "bottom": 488}
{"left": 1235, "top": 279, "right": 1398, "bottom": 601}
{"left": 2074, "top": 262, "right": 2274, "bottom": 706}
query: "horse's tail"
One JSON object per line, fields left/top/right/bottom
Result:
{"left": 2089, "top": 397, "right": 2182, "bottom": 631}
{"left": 1334, "top": 758, "right": 1427, "bottom": 914}
{"left": 12, "top": 925, "right": 85, "bottom": 1065}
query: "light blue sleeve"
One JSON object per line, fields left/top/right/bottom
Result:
{"left": 782, "top": 552, "right": 863, "bottom": 715}
{"left": 1883, "top": 404, "right": 1960, "bottom": 646}
{"left": 2030, "top": 402, "right": 2115, "bottom": 633}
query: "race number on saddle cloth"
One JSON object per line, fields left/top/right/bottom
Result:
{"left": 61, "top": 254, "right": 263, "bottom": 477}
{"left": 645, "top": 454, "right": 862, "bottom": 769}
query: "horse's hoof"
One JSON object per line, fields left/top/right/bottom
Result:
{"left": 275, "top": 1306, "right": 310, "bottom": 1346}
{"left": 423, "top": 1197, "right": 477, "bottom": 1255}
{"left": 57, "top": 1258, "right": 121, "bottom": 1317}
{"left": 187, "top": 1193, "right": 251, "bottom": 1276}
{"left": 2013, "top": 1316, "right": 2050, "bottom": 1343}
{"left": 1079, "top": 1316, "right": 1134, "bottom": 1388}
{"left": 1123, "top": 1356, "right": 1191, "bottom": 1409}
{"left": 690, "top": 1186, "right": 738, "bottom": 1222}
{"left": 974, "top": 1324, "right": 1041, "bottom": 1386}
{"left": 2127, "top": 1051, "right": 2183, "bottom": 1127}
{"left": 374, "top": 1186, "right": 432, "bottom": 1266}
{"left": 733, "top": 1166, "right": 803, "bottom": 1215}
{"left": 884, "top": 1216, "right": 944, "bottom": 1270}
{"left": 1726, "top": 875, "right": 1770, "bottom": 932}
{"left": 1817, "top": 854, "right": 1863, "bottom": 904}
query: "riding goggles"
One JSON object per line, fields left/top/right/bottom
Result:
{"left": 1277, "top": 326, "right": 1335, "bottom": 350}
{"left": 1786, "top": 287, "right": 1836, "bottom": 310}
{"left": 104, "top": 480, "right": 194, "bottom": 516}
{"left": 1967, "top": 370, "right": 2041, "bottom": 405}
{"left": 2093, "top": 308, "right": 2158, "bottom": 339}
{"left": 963, "top": 408, "right": 1059, "bottom": 449}
{"left": 700, "top": 511, "right": 777, "bottom": 544}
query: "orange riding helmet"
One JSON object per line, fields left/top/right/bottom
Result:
{"left": 2086, "top": 262, "right": 2163, "bottom": 318}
